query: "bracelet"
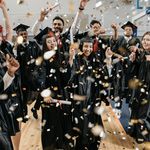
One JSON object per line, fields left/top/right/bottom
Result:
{"left": 79, "top": 7, "right": 84, "bottom": 10}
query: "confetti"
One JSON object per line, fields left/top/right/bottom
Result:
{"left": 16, "top": 117, "right": 23, "bottom": 122}
{"left": 17, "top": 36, "right": 23, "bottom": 44}
{"left": 41, "top": 89, "right": 51, "bottom": 98}
{"left": 94, "top": 106, "right": 104, "bottom": 115}
{"left": 73, "top": 94, "right": 86, "bottom": 101}
{"left": 0, "top": 94, "right": 8, "bottom": 100}
{"left": 35, "top": 57, "right": 43, "bottom": 66}
{"left": 95, "top": 1, "right": 103, "bottom": 8}
{"left": 91, "top": 125, "right": 104, "bottom": 137}
{"left": 43, "top": 50, "right": 56, "bottom": 60}
{"left": 128, "top": 78, "right": 140, "bottom": 89}
{"left": 17, "top": 0, "right": 24, "bottom": 5}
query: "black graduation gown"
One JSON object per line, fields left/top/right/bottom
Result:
{"left": 16, "top": 41, "right": 45, "bottom": 115}
{"left": 128, "top": 51, "right": 150, "bottom": 143}
{"left": 41, "top": 52, "right": 72, "bottom": 149}
{"left": 101, "top": 60, "right": 124, "bottom": 109}
{"left": 68, "top": 52, "right": 103, "bottom": 149}
{"left": 111, "top": 36, "right": 141, "bottom": 101}
{"left": 0, "top": 44, "right": 25, "bottom": 133}
{"left": 0, "top": 51, "right": 13, "bottom": 150}
{"left": 0, "top": 49, "right": 25, "bottom": 149}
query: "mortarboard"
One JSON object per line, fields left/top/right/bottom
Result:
{"left": 13, "top": 24, "right": 30, "bottom": 33}
{"left": 121, "top": 21, "right": 137, "bottom": 30}
{"left": 34, "top": 27, "right": 53, "bottom": 45}
{"left": 121, "top": 21, "right": 137, "bottom": 37}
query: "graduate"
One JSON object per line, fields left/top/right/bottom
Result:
{"left": 108, "top": 21, "right": 142, "bottom": 114}
{"left": 35, "top": 28, "right": 72, "bottom": 150}
{"left": 32, "top": 0, "right": 89, "bottom": 54}
{"left": 68, "top": 37, "right": 105, "bottom": 150}
{"left": 74, "top": 20, "right": 119, "bottom": 65}
{"left": 13, "top": 24, "right": 44, "bottom": 119}
{"left": 128, "top": 31, "right": 150, "bottom": 143}
{"left": 0, "top": 1, "right": 26, "bottom": 149}
{"left": 0, "top": 49, "right": 20, "bottom": 150}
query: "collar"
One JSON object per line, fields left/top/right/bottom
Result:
{"left": 22, "top": 41, "right": 29, "bottom": 47}
{"left": 124, "top": 36, "right": 132, "bottom": 42}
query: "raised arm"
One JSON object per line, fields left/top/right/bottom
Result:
{"left": 31, "top": 8, "right": 47, "bottom": 35}
{"left": 70, "top": 0, "right": 89, "bottom": 37}
{"left": 32, "top": 2, "right": 59, "bottom": 35}
{"left": 0, "top": 0, "right": 12, "bottom": 41}
{"left": 111, "top": 23, "right": 119, "bottom": 41}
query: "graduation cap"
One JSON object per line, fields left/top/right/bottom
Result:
{"left": 121, "top": 21, "right": 137, "bottom": 36}
{"left": 13, "top": 24, "right": 30, "bottom": 34}
{"left": 34, "top": 27, "right": 53, "bottom": 45}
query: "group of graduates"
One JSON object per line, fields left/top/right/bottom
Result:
{"left": 0, "top": 0, "right": 150, "bottom": 150}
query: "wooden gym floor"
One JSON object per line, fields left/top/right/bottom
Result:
{"left": 19, "top": 103, "right": 150, "bottom": 150}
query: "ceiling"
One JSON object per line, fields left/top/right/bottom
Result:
{"left": 0, "top": 0, "right": 150, "bottom": 36}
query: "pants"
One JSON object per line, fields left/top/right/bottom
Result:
{"left": 0, "top": 132, "right": 13, "bottom": 150}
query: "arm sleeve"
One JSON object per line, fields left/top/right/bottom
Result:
{"left": 3, "top": 72, "right": 14, "bottom": 91}
{"left": 31, "top": 20, "right": 43, "bottom": 36}
{"left": 0, "top": 76, "right": 4, "bottom": 93}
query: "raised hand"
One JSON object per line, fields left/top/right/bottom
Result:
{"left": 43, "top": 96, "right": 52, "bottom": 103}
{"left": 38, "top": 8, "right": 49, "bottom": 22}
{"left": 105, "top": 47, "right": 113, "bottom": 58}
{"left": 111, "top": 23, "right": 118, "bottom": 31}
{"left": 79, "top": 0, "right": 89, "bottom": 9}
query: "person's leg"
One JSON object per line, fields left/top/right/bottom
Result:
{"left": 31, "top": 93, "right": 42, "bottom": 119}
{"left": 11, "top": 122, "right": 21, "bottom": 150}
{"left": 0, "top": 132, "right": 13, "bottom": 150}
{"left": 11, "top": 132, "right": 21, "bottom": 150}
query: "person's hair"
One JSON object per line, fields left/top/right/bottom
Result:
{"left": 53, "top": 16, "right": 64, "bottom": 26}
{"left": 142, "top": 31, "right": 150, "bottom": 41}
{"left": 79, "top": 37, "right": 94, "bottom": 51}
{"left": 42, "top": 32, "right": 56, "bottom": 52}
{"left": 90, "top": 20, "right": 101, "bottom": 27}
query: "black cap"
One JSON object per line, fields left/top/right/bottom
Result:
{"left": 13, "top": 24, "right": 30, "bottom": 33}
{"left": 34, "top": 27, "right": 53, "bottom": 45}
{"left": 121, "top": 21, "right": 137, "bottom": 30}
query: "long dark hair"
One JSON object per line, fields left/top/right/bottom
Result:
{"left": 42, "top": 32, "right": 56, "bottom": 52}
{"left": 142, "top": 31, "right": 150, "bottom": 41}
{"left": 141, "top": 31, "right": 150, "bottom": 51}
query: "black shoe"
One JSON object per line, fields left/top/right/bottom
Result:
{"left": 23, "top": 115, "right": 30, "bottom": 122}
{"left": 31, "top": 108, "right": 38, "bottom": 119}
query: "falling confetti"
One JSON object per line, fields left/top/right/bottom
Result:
{"left": 73, "top": 94, "right": 86, "bottom": 101}
{"left": 35, "top": 57, "right": 43, "bottom": 66}
{"left": 41, "top": 89, "right": 51, "bottom": 98}
{"left": 91, "top": 125, "right": 105, "bottom": 137}
{"left": 43, "top": 50, "right": 56, "bottom": 60}
{"left": 17, "top": 36, "right": 23, "bottom": 44}
{"left": 0, "top": 94, "right": 8, "bottom": 100}
{"left": 94, "top": 106, "right": 105, "bottom": 115}
{"left": 17, "top": 0, "right": 24, "bottom": 5}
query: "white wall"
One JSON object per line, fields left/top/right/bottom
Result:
{"left": 0, "top": 0, "right": 149, "bottom": 36}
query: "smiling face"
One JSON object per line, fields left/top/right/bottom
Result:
{"left": 52, "top": 19, "right": 64, "bottom": 34}
{"left": 91, "top": 23, "right": 102, "bottom": 36}
{"left": 124, "top": 26, "right": 133, "bottom": 37}
{"left": 142, "top": 33, "right": 150, "bottom": 51}
{"left": 46, "top": 36, "right": 57, "bottom": 50}
{"left": 82, "top": 42, "right": 93, "bottom": 57}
